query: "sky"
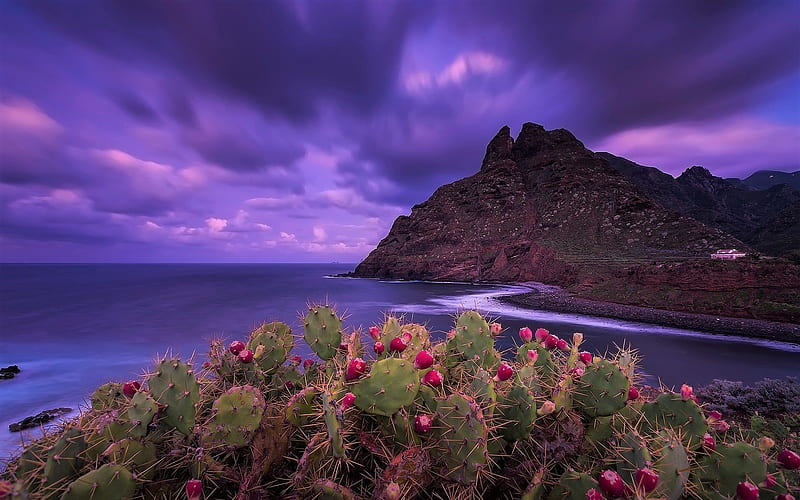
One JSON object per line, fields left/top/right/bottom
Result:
{"left": 0, "top": 1, "right": 798, "bottom": 263}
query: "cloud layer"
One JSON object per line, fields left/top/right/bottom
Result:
{"left": 1, "top": 0, "right": 798, "bottom": 262}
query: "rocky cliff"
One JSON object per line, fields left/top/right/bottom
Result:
{"left": 352, "top": 123, "right": 744, "bottom": 284}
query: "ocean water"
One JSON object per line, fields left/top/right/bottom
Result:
{"left": 1, "top": 263, "right": 799, "bottom": 463}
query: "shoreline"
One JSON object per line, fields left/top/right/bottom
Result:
{"left": 497, "top": 284, "right": 800, "bottom": 345}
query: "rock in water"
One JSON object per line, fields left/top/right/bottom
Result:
{"left": 9, "top": 408, "right": 72, "bottom": 432}
{"left": 0, "top": 365, "right": 21, "bottom": 380}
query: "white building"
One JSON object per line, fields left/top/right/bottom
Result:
{"left": 710, "top": 249, "right": 746, "bottom": 260}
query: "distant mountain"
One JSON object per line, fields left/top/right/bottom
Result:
{"left": 728, "top": 170, "right": 800, "bottom": 191}
{"left": 599, "top": 153, "right": 800, "bottom": 256}
{"left": 352, "top": 124, "right": 743, "bottom": 284}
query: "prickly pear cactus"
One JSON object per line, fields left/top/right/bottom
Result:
{"left": 696, "top": 441, "right": 768, "bottom": 498}
{"left": 547, "top": 470, "right": 599, "bottom": 500}
{"left": 103, "top": 438, "right": 157, "bottom": 480}
{"left": 433, "top": 393, "right": 489, "bottom": 485}
{"left": 90, "top": 382, "right": 124, "bottom": 411}
{"left": 44, "top": 426, "right": 86, "bottom": 486}
{"left": 147, "top": 358, "right": 199, "bottom": 435}
{"left": 499, "top": 383, "right": 537, "bottom": 441}
{"left": 640, "top": 392, "right": 708, "bottom": 449}
{"left": 209, "top": 385, "right": 266, "bottom": 447}
{"left": 572, "top": 358, "right": 629, "bottom": 417}
{"left": 321, "top": 391, "right": 345, "bottom": 457}
{"left": 352, "top": 357, "right": 419, "bottom": 416}
{"left": 248, "top": 321, "right": 293, "bottom": 375}
{"left": 286, "top": 386, "right": 318, "bottom": 427}
{"left": 653, "top": 430, "right": 690, "bottom": 500}
{"left": 447, "top": 311, "right": 500, "bottom": 370}
{"left": 126, "top": 390, "right": 158, "bottom": 438}
{"left": 61, "top": 464, "right": 136, "bottom": 500}
{"left": 615, "top": 430, "right": 651, "bottom": 486}
{"left": 303, "top": 305, "right": 342, "bottom": 360}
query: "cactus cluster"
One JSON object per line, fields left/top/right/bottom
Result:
{"left": 3, "top": 306, "right": 799, "bottom": 499}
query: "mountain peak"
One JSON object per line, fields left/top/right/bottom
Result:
{"left": 481, "top": 125, "right": 514, "bottom": 170}
{"left": 680, "top": 166, "right": 713, "bottom": 179}
{"left": 512, "top": 122, "right": 586, "bottom": 161}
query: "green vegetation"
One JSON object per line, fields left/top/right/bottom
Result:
{"left": 2, "top": 307, "right": 798, "bottom": 499}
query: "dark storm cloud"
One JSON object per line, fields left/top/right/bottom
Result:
{"left": 27, "top": 0, "right": 427, "bottom": 123}
{"left": 185, "top": 126, "right": 305, "bottom": 172}
{"left": 444, "top": 0, "right": 800, "bottom": 140}
{"left": 164, "top": 91, "right": 198, "bottom": 128}
{"left": 112, "top": 90, "right": 161, "bottom": 124}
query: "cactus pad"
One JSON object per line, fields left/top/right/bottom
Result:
{"left": 640, "top": 392, "right": 708, "bottom": 450}
{"left": 572, "top": 359, "right": 629, "bottom": 417}
{"left": 248, "top": 321, "right": 293, "bottom": 375}
{"left": 352, "top": 358, "right": 419, "bottom": 416}
{"left": 210, "top": 385, "right": 266, "bottom": 447}
{"left": 303, "top": 305, "right": 343, "bottom": 360}
{"left": 148, "top": 358, "right": 199, "bottom": 435}
{"left": 126, "top": 391, "right": 158, "bottom": 438}
{"left": 433, "top": 393, "right": 489, "bottom": 485}
{"left": 61, "top": 464, "right": 136, "bottom": 500}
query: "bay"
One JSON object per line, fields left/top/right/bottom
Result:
{"left": 1, "top": 263, "right": 798, "bottom": 463}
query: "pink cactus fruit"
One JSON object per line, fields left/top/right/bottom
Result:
{"left": 238, "top": 349, "right": 254, "bottom": 363}
{"left": 414, "top": 414, "right": 433, "bottom": 434}
{"left": 736, "top": 481, "right": 759, "bottom": 500}
{"left": 122, "top": 381, "right": 141, "bottom": 398}
{"left": 494, "top": 362, "right": 513, "bottom": 382}
{"left": 702, "top": 433, "right": 716, "bottom": 451}
{"left": 345, "top": 358, "right": 367, "bottom": 381}
{"left": 401, "top": 330, "right": 412, "bottom": 342}
{"left": 526, "top": 349, "right": 538, "bottom": 363}
{"left": 374, "top": 341, "right": 385, "bottom": 355}
{"left": 534, "top": 328, "right": 550, "bottom": 342}
{"left": 340, "top": 392, "right": 356, "bottom": 411}
{"left": 389, "top": 336, "right": 408, "bottom": 352}
{"left": 421, "top": 369, "right": 443, "bottom": 387}
{"left": 635, "top": 467, "right": 659, "bottom": 493}
{"left": 776, "top": 495, "right": 796, "bottom": 500}
{"left": 303, "top": 359, "right": 314, "bottom": 370}
{"left": 759, "top": 473, "right": 777, "bottom": 489}
{"left": 228, "top": 340, "right": 245, "bottom": 355}
{"left": 598, "top": 470, "right": 626, "bottom": 498}
{"left": 543, "top": 334, "right": 559, "bottom": 350}
{"left": 338, "top": 342, "right": 349, "bottom": 351}
{"left": 519, "top": 326, "right": 533, "bottom": 342}
{"left": 414, "top": 350, "right": 434, "bottom": 370}
{"left": 369, "top": 326, "right": 381, "bottom": 340}
{"left": 680, "top": 384, "right": 693, "bottom": 400}
{"left": 777, "top": 448, "right": 800, "bottom": 469}
{"left": 627, "top": 386, "right": 639, "bottom": 401}
{"left": 489, "top": 322, "right": 502, "bottom": 335}
{"left": 185, "top": 479, "right": 202, "bottom": 500}
{"left": 579, "top": 351, "right": 592, "bottom": 364}
{"left": 537, "top": 400, "right": 556, "bottom": 416}
{"left": 556, "top": 338, "right": 569, "bottom": 351}
{"left": 586, "top": 489, "right": 604, "bottom": 500}
{"left": 290, "top": 355, "right": 302, "bottom": 365}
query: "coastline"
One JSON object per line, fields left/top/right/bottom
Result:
{"left": 497, "top": 284, "right": 800, "bottom": 345}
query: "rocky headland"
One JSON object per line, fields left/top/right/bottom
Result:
{"left": 350, "top": 123, "right": 800, "bottom": 328}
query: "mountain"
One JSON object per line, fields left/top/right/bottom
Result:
{"left": 728, "top": 170, "right": 800, "bottom": 191}
{"left": 352, "top": 123, "right": 743, "bottom": 284}
{"left": 599, "top": 153, "right": 800, "bottom": 256}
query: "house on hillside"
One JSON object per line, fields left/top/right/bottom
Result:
{"left": 710, "top": 249, "right": 746, "bottom": 260}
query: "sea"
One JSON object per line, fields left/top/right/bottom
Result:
{"left": 1, "top": 263, "right": 799, "bottom": 463}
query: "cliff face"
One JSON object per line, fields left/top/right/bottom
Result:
{"left": 352, "top": 123, "right": 744, "bottom": 284}
{"left": 600, "top": 153, "right": 800, "bottom": 256}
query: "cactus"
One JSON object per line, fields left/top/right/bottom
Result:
{"left": 547, "top": 470, "right": 599, "bottom": 500}
{"left": 516, "top": 342, "right": 557, "bottom": 387}
{"left": 126, "top": 391, "right": 158, "bottom": 438}
{"left": 447, "top": 311, "right": 500, "bottom": 370}
{"left": 433, "top": 393, "right": 489, "bottom": 485}
{"left": 377, "top": 447, "right": 432, "bottom": 499}
{"left": 352, "top": 358, "right": 419, "bottom": 416}
{"left": 248, "top": 321, "right": 293, "bottom": 375}
{"left": 640, "top": 392, "right": 708, "bottom": 449}
{"left": 572, "top": 359, "right": 630, "bottom": 417}
{"left": 60, "top": 464, "right": 136, "bottom": 500}
{"left": 499, "top": 383, "right": 537, "bottom": 441}
{"left": 44, "top": 426, "right": 86, "bottom": 487}
{"left": 310, "top": 479, "right": 357, "bottom": 500}
{"left": 90, "top": 382, "right": 124, "bottom": 411}
{"left": 696, "top": 441, "right": 768, "bottom": 498}
{"left": 208, "top": 385, "right": 265, "bottom": 448}
{"left": 287, "top": 386, "right": 318, "bottom": 427}
{"left": 652, "top": 430, "right": 689, "bottom": 500}
{"left": 321, "top": 391, "right": 345, "bottom": 458}
{"left": 103, "top": 438, "right": 157, "bottom": 480}
{"left": 303, "top": 304, "right": 343, "bottom": 360}
{"left": 148, "top": 358, "right": 199, "bottom": 435}
{"left": 615, "top": 430, "right": 651, "bottom": 487}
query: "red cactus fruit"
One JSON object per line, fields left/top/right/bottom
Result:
{"left": 303, "top": 359, "right": 314, "bottom": 370}
{"left": 680, "top": 384, "right": 693, "bottom": 400}
{"left": 345, "top": 358, "right": 367, "bottom": 381}
{"left": 122, "top": 381, "right": 141, "bottom": 398}
{"left": 414, "top": 350, "right": 434, "bottom": 370}
{"left": 284, "top": 380, "right": 294, "bottom": 390}
{"left": 414, "top": 414, "right": 433, "bottom": 434}
{"left": 635, "top": 467, "right": 659, "bottom": 493}
{"left": 598, "top": 470, "right": 625, "bottom": 498}
{"left": 422, "top": 369, "right": 443, "bottom": 387}
{"left": 494, "top": 362, "right": 513, "bottom": 382}
{"left": 778, "top": 448, "right": 800, "bottom": 469}
{"left": 238, "top": 349, "right": 254, "bottom": 363}
{"left": 543, "top": 335, "right": 559, "bottom": 350}
{"left": 627, "top": 386, "right": 639, "bottom": 401}
{"left": 519, "top": 327, "right": 533, "bottom": 342}
{"left": 527, "top": 349, "right": 538, "bottom": 363}
{"left": 228, "top": 340, "right": 245, "bottom": 355}
{"left": 369, "top": 326, "right": 381, "bottom": 340}
{"left": 290, "top": 355, "right": 302, "bottom": 365}
{"left": 389, "top": 336, "right": 408, "bottom": 352}
{"left": 338, "top": 342, "right": 349, "bottom": 351}
{"left": 556, "top": 338, "right": 569, "bottom": 351}
{"left": 579, "top": 351, "right": 592, "bottom": 364}
{"left": 534, "top": 328, "right": 550, "bottom": 342}
{"left": 340, "top": 392, "right": 356, "bottom": 410}
{"left": 401, "top": 330, "right": 413, "bottom": 342}
{"left": 702, "top": 433, "right": 716, "bottom": 451}
{"left": 586, "top": 489, "right": 604, "bottom": 500}
{"left": 736, "top": 481, "right": 759, "bottom": 500}
{"left": 374, "top": 341, "right": 385, "bottom": 355}
{"left": 707, "top": 410, "right": 723, "bottom": 421}
{"left": 776, "top": 495, "right": 797, "bottom": 500}
{"left": 185, "top": 479, "right": 202, "bottom": 500}
{"left": 759, "top": 473, "right": 777, "bottom": 489}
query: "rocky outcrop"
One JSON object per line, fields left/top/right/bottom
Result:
{"left": 352, "top": 124, "right": 744, "bottom": 284}
{"left": 9, "top": 408, "right": 72, "bottom": 432}
{"left": 600, "top": 153, "right": 800, "bottom": 256}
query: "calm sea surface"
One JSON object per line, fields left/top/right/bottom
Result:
{"left": 1, "top": 263, "right": 799, "bottom": 462}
